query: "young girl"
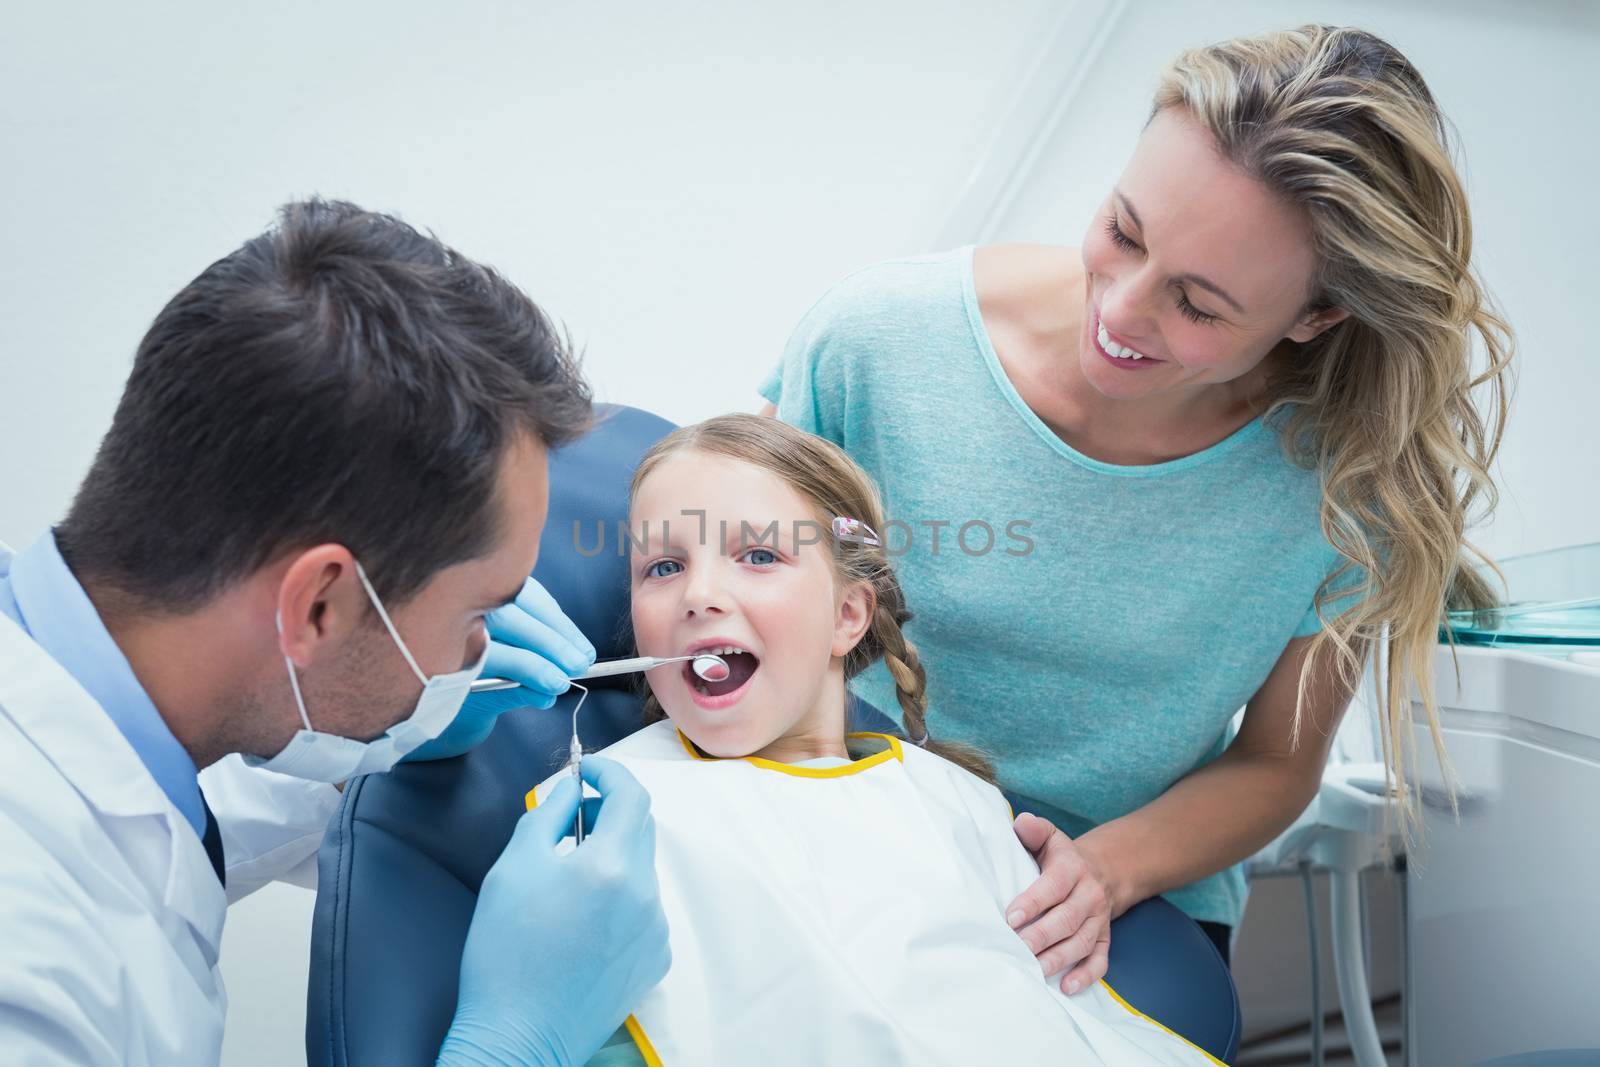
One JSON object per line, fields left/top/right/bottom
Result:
{"left": 530, "top": 414, "right": 1220, "bottom": 1066}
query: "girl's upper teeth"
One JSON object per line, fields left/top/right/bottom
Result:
{"left": 1097, "top": 321, "right": 1150, "bottom": 361}
{"left": 704, "top": 645, "right": 745, "bottom": 656}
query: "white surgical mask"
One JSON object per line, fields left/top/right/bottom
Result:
{"left": 246, "top": 559, "right": 488, "bottom": 783}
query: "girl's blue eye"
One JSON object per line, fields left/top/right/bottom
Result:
{"left": 745, "top": 548, "right": 778, "bottom": 566}
{"left": 646, "top": 559, "right": 683, "bottom": 578}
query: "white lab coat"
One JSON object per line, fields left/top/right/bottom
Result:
{"left": 0, "top": 601, "right": 340, "bottom": 1064}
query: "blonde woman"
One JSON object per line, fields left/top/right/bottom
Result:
{"left": 759, "top": 24, "right": 1512, "bottom": 988}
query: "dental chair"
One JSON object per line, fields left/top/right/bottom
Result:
{"left": 305, "top": 404, "right": 1242, "bottom": 1066}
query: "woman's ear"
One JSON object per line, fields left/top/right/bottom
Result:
{"left": 832, "top": 580, "right": 876, "bottom": 658}
{"left": 1287, "top": 304, "right": 1351, "bottom": 343}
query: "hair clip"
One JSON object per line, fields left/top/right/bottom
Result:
{"left": 909, "top": 731, "right": 930, "bottom": 748}
{"left": 831, "top": 515, "right": 882, "bottom": 547}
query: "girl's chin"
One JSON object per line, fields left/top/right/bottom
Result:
{"left": 662, "top": 710, "right": 759, "bottom": 759}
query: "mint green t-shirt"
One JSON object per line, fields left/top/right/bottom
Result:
{"left": 760, "top": 247, "right": 1351, "bottom": 928}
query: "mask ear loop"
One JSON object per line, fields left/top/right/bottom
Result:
{"left": 274, "top": 610, "right": 315, "bottom": 732}
{"left": 351, "top": 558, "right": 429, "bottom": 685}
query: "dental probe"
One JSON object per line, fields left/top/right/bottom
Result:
{"left": 568, "top": 681, "right": 588, "bottom": 846}
{"left": 468, "top": 652, "right": 730, "bottom": 694}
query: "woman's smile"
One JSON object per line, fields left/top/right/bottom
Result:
{"left": 1090, "top": 310, "right": 1165, "bottom": 371}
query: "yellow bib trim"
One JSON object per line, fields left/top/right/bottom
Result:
{"left": 675, "top": 728, "right": 904, "bottom": 778}
{"left": 525, "top": 738, "right": 1219, "bottom": 1065}
{"left": 1099, "top": 979, "right": 1228, "bottom": 1067}
{"left": 622, "top": 1014, "right": 665, "bottom": 1066}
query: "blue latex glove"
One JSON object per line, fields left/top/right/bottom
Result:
{"left": 407, "top": 577, "right": 597, "bottom": 761}
{"left": 438, "top": 757, "right": 671, "bottom": 1067}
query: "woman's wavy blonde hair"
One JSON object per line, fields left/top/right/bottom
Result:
{"left": 629, "top": 413, "right": 995, "bottom": 783}
{"left": 1155, "top": 25, "right": 1513, "bottom": 823}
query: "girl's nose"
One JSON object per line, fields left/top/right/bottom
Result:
{"left": 680, "top": 566, "right": 729, "bottom": 618}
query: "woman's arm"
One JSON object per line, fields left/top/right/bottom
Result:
{"left": 1079, "top": 633, "right": 1359, "bottom": 916}
{"left": 1009, "top": 633, "right": 1360, "bottom": 992}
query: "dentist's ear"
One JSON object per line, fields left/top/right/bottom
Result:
{"left": 831, "top": 580, "right": 877, "bottom": 658}
{"left": 1286, "top": 303, "right": 1351, "bottom": 344}
{"left": 274, "top": 544, "right": 366, "bottom": 667}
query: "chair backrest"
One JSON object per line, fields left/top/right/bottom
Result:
{"left": 306, "top": 403, "right": 1238, "bottom": 1065}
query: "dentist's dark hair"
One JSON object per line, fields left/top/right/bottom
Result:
{"left": 57, "top": 198, "right": 592, "bottom": 613}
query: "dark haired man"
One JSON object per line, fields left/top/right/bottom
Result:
{"left": 0, "top": 200, "right": 668, "bottom": 1064}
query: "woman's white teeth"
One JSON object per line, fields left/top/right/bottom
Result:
{"left": 1097, "top": 321, "right": 1150, "bottom": 361}
{"left": 701, "top": 645, "right": 747, "bottom": 657}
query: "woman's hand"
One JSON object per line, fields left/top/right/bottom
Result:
{"left": 1006, "top": 813, "right": 1113, "bottom": 996}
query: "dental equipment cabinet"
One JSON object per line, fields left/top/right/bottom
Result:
{"left": 1253, "top": 543, "right": 1600, "bottom": 1067}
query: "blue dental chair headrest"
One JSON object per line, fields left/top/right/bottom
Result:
{"left": 305, "top": 403, "right": 1240, "bottom": 1065}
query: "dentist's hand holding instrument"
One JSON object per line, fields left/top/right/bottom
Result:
{"left": 430, "top": 579, "right": 707, "bottom": 1063}
{"left": 544, "top": 653, "right": 729, "bottom": 845}
{"left": 442, "top": 756, "right": 672, "bottom": 1067}
{"left": 410, "top": 570, "right": 725, "bottom": 845}
{"left": 411, "top": 569, "right": 728, "bottom": 760}
{"left": 405, "top": 576, "right": 597, "bottom": 760}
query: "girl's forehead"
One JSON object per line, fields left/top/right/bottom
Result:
{"left": 630, "top": 451, "right": 836, "bottom": 559}
{"left": 633, "top": 451, "right": 817, "bottom": 519}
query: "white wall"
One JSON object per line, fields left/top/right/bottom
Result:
{"left": 980, "top": 0, "right": 1600, "bottom": 563}
{"left": 0, "top": 0, "right": 1054, "bottom": 547}
{"left": 4, "top": 3, "right": 1592, "bottom": 1065}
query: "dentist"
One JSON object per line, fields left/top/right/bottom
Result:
{"left": 0, "top": 199, "right": 668, "bottom": 1065}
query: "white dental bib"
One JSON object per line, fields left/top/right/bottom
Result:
{"left": 530, "top": 719, "right": 1219, "bottom": 1066}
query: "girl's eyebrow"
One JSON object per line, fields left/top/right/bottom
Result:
{"left": 630, "top": 516, "right": 807, "bottom": 553}
{"left": 726, "top": 518, "right": 817, "bottom": 555}
{"left": 624, "top": 523, "right": 673, "bottom": 554}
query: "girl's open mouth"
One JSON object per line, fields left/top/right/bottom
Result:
{"left": 684, "top": 646, "right": 760, "bottom": 710}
